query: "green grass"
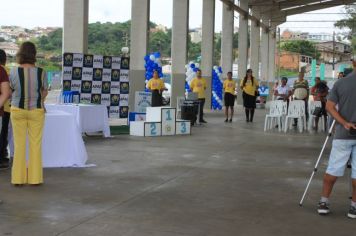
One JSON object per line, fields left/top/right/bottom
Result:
{"left": 277, "top": 69, "right": 298, "bottom": 78}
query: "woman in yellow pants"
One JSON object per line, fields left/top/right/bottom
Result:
{"left": 9, "top": 42, "right": 48, "bottom": 185}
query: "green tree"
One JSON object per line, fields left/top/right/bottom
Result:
{"left": 280, "top": 40, "right": 320, "bottom": 59}
{"left": 335, "top": 5, "right": 356, "bottom": 51}
{"left": 148, "top": 30, "right": 171, "bottom": 57}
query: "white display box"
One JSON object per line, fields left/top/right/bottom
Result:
{"left": 176, "top": 120, "right": 191, "bottom": 135}
{"left": 146, "top": 107, "right": 165, "bottom": 122}
{"left": 130, "top": 121, "right": 161, "bottom": 137}
{"left": 161, "top": 108, "right": 176, "bottom": 136}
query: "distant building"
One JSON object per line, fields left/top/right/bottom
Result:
{"left": 0, "top": 42, "right": 19, "bottom": 57}
{"left": 276, "top": 51, "right": 312, "bottom": 72}
{"left": 281, "top": 30, "right": 308, "bottom": 40}
{"left": 307, "top": 32, "right": 333, "bottom": 42}
{"left": 189, "top": 27, "right": 202, "bottom": 43}
{"left": 316, "top": 41, "right": 351, "bottom": 63}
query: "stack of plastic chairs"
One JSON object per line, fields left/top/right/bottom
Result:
{"left": 264, "top": 100, "right": 287, "bottom": 132}
{"left": 284, "top": 100, "right": 307, "bottom": 133}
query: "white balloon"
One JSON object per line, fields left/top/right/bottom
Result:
{"left": 195, "top": 63, "right": 200, "bottom": 68}
{"left": 149, "top": 55, "right": 155, "bottom": 61}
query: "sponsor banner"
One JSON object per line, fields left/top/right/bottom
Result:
{"left": 93, "top": 55, "right": 103, "bottom": 68}
{"left": 110, "top": 94, "right": 120, "bottom": 106}
{"left": 72, "top": 67, "right": 82, "bottom": 80}
{"left": 101, "top": 81, "right": 111, "bottom": 94}
{"left": 112, "top": 57, "right": 121, "bottom": 70}
{"left": 101, "top": 94, "right": 111, "bottom": 106}
{"left": 120, "top": 82, "right": 129, "bottom": 94}
{"left": 134, "top": 91, "right": 152, "bottom": 113}
{"left": 82, "top": 67, "right": 93, "bottom": 81}
{"left": 119, "top": 106, "right": 129, "bottom": 118}
{"left": 103, "top": 56, "right": 112, "bottom": 69}
{"left": 81, "top": 81, "right": 92, "bottom": 94}
{"left": 80, "top": 93, "right": 91, "bottom": 103}
{"left": 63, "top": 53, "right": 74, "bottom": 67}
{"left": 102, "top": 68, "right": 112, "bottom": 81}
{"left": 70, "top": 80, "right": 82, "bottom": 92}
{"left": 63, "top": 80, "right": 72, "bottom": 91}
{"left": 91, "top": 81, "right": 102, "bottom": 94}
{"left": 93, "top": 68, "right": 103, "bottom": 81}
{"left": 73, "top": 53, "right": 84, "bottom": 67}
{"left": 111, "top": 69, "right": 120, "bottom": 81}
{"left": 119, "top": 94, "right": 129, "bottom": 106}
{"left": 120, "top": 57, "right": 130, "bottom": 69}
{"left": 120, "top": 70, "right": 129, "bottom": 82}
{"left": 91, "top": 94, "right": 102, "bottom": 104}
{"left": 83, "top": 54, "right": 94, "bottom": 68}
{"left": 110, "top": 82, "right": 120, "bottom": 94}
{"left": 63, "top": 67, "right": 73, "bottom": 80}
{"left": 109, "top": 106, "right": 120, "bottom": 118}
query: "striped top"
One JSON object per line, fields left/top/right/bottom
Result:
{"left": 9, "top": 67, "right": 48, "bottom": 110}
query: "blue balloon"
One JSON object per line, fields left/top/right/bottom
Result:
{"left": 144, "top": 55, "right": 150, "bottom": 61}
{"left": 218, "top": 67, "right": 223, "bottom": 73}
{"left": 190, "top": 64, "right": 195, "bottom": 69}
{"left": 154, "top": 52, "right": 161, "bottom": 58}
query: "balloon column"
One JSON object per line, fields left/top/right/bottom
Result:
{"left": 185, "top": 61, "right": 200, "bottom": 93}
{"left": 144, "top": 52, "right": 163, "bottom": 92}
{"left": 212, "top": 66, "right": 223, "bottom": 110}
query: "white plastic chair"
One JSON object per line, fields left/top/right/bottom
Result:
{"left": 176, "top": 96, "right": 185, "bottom": 118}
{"left": 308, "top": 101, "right": 325, "bottom": 132}
{"left": 264, "top": 100, "right": 287, "bottom": 132}
{"left": 284, "top": 100, "right": 307, "bottom": 133}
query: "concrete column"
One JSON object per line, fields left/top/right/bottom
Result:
{"left": 201, "top": 0, "right": 215, "bottom": 109}
{"left": 221, "top": 0, "right": 234, "bottom": 75}
{"left": 129, "top": 0, "right": 150, "bottom": 111}
{"left": 237, "top": 0, "right": 249, "bottom": 80}
{"left": 268, "top": 30, "right": 276, "bottom": 82}
{"left": 260, "top": 19, "right": 269, "bottom": 82}
{"left": 171, "top": 0, "right": 189, "bottom": 108}
{"left": 63, "top": 0, "right": 89, "bottom": 53}
{"left": 250, "top": 15, "right": 260, "bottom": 80}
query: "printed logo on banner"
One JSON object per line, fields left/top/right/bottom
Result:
{"left": 72, "top": 67, "right": 82, "bottom": 80}
{"left": 71, "top": 80, "right": 82, "bottom": 92}
{"left": 102, "top": 69, "right": 112, "bottom": 81}
{"left": 93, "top": 68, "right": 103, "bottom": 81}
{"left": 80, "top": 93, "right": 91, "bottom": 103}
{"left": 120, "top": 94, "right": 129, "bottom": 106}
{"left": 91, "top": 94, "right": 102, "bottom": 104}
{"left": 91, "top": 81, "right": 102, "bottom": 94}
{"left": 120, "top": 70, "right": 129, "bottom": 82}
{"left": 63, "top": 53, "right": 73, "bottom": 67}
{"left": 82, "top": 67, "right": 93, "bottom": 81}
{"left": 83, "top": 55, "right": 94, "bottom": 67}
{"left": 119, "top": 106, "right": 129, "bottom": 118}
{"left": 110, "top": 82, "right": 120, "bottom": 94}
{"left": 63, "top": 80, "right": 71, "bottom": 91}
{"left": 73, "top": 53, "right": 84, "bottom": 67}
{"left": 103, "top": 56, "right": 112, "bottom": 69}
{"left": 111, "top": 69, "right": 120, "bottom": 81}
{"left": 109, "top": 107, "right": 120, "bottom": 118}
{"left": 81, "top": 81, "right": 92, "bottom": 94}
{"left": 120, "top": 57, "right": 130, "bottom": 69}
{"left": 120, "top": 82, "right": 129, "bottom": 94}
{"left": 102, "top": 82, "right": 111, "bottom": 94}
{"left": 112, "top": 57, "right": 121, "bottom": 69}
{"left": 62, "top": 67, "right": 72, "bottom": 80}
{"left": 101, "top": 94, "right": 111, "bottom": 106}
{"left": 110, "top": 94, "right": 120, "bottom": 106}
{"left": 93, "top": 55, "right": 103, "bottom": 68}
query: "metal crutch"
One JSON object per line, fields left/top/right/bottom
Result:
{"left": 299, "top": 119, "right": 336, "bottom": 206}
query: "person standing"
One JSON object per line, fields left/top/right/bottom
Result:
{"left": 9, "top": 42, "right": 48, "bottom": 185}
{"left": 190, "top": 69, "right": 207, "bottom": 123}
{"left": 240, "top": 69, "right": 259, "bottom": 122}
{"left": 146, "top": 70, "right": 165, "bottom": 107}
{"left": 0, "top": 49, "right": 11, "bottom": 170}
{"left": 317, "top": 60, "right": 356, "bottom": 218}
{"left": 292, "top": 71, "right": 309, "bottom": 125}
{"left": 223, "top": 72, "right": 235, "bottom": 122}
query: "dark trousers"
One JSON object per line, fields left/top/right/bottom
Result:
{"left": 198, "top": 98, "right": 205, "bottom": 121}
{"left": 0, "top": 112, "right": 10, "bottom": 162}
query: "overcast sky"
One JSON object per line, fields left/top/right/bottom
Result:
{"left": 0, "top": 0, "right": 348, "bottom": 34}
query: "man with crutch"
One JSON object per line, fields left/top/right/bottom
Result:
{"left": 317, "top": 60, "right": 356, "bottom": 218}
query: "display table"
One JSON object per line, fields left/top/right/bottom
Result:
{"left": 42, "top": 111, "right": 88, "bottom": 167}
{"left": 45, "top": 104, "right": 111, "bottom": 137}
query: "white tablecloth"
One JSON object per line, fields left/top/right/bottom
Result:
{"left": 9, "top": 111, "right": 89, "bottom": 167}
{"left": 42, "top": 111, "right": 88, "bottom": 167}
{"left": 45, "top": 104, "right": 111, "bottom": 137}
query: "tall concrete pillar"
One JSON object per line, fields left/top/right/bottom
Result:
{"left": 221, "top": 0, "right": 234, "bottom": 75}
{"left": 63, "top": 0, "right": 89, "bottom": 53}
{"left": 260, "top": 19, "right": 269, "bottom": 82}
{"left": 237, "top": 0, "right": 249, "bottom": 80}
{"left": 250, "top": 14, "right": 260, "bottom": 80}
{"left": 171, "top": 0, "right": 189, "bottom": 108}
{"left": 268, "top": 30, "right": 276, "bottom": 82}
{"left": 129, "top": 0, "right": 150, "bottom": 111}
{"left": 201, "top": 0, "right": 215, "bottom": 109}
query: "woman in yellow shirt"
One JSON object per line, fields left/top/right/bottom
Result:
{"left": 223, "top": 72, "right": 235, "bottom": 122}
{"left": 146, "top": 70, "right": 166, "bottom": 107}
{"left": 240, "top": 69, "right": 259, "bottom": 122}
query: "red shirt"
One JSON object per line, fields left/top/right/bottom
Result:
{"left": 0, "top": 66, "right": 9, "bottom": 115}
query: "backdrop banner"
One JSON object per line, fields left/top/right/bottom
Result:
{"left": 62, "top": 53, "right": 130, "bottom": 118}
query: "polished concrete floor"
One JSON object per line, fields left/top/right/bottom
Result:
{"left": 0, "top": 108, "right": 355, "bottom": 236}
